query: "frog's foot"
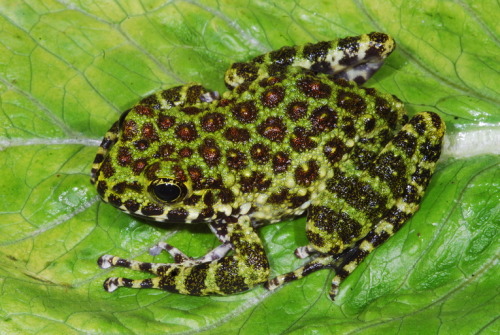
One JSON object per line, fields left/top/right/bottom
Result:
{"left": 149, "top": 242, "right": 232, "bottom": 265}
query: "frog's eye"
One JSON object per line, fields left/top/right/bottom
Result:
{"left": 149, "top": 178, "right": 187, "bottom": 203}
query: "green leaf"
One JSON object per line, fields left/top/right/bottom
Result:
{"left": 0, "top": 0, "right": 498, "bottom": 334}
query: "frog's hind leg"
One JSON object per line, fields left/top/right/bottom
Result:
{"left": 224, "top": 32, "right": 396, "bottom": 90}
{"left": 268, "top": 112, "right": 445, "bottom": 300}
{"left": 328, "top": 112, "right": 444, "bottom": 299}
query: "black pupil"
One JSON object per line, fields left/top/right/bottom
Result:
{"left": 153, "top": 183, "right": 181, "bottom": 202}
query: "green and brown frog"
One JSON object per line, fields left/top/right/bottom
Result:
{"left": 91, "top": 32, "right": 445, "bottom": 300}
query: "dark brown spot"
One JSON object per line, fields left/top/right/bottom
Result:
{"left": 267, "top": 188, "right": 289, "bottom": 204}
{"left": 341, "top": 116, "right": 357, "bottom": 138}
{"left": 160, "top": 86, "right": 182, "bottom": 106}
{"left": 172, "top": 165, "right": 187, "bottom": 182}
{"left": 369, "top": 32, "right": 389, "bottom": 44}
{"left": 132, "top": 158, "right": 148, "bottom": 174}
{"left": 224, "top": 127, "right": 250, "bottom": 142}
{"left": 158, "top": 114, "right": 176, "bottom": 130}
{"left": 331, "top": 77, "right": 354, "bottom": 88}
{"left": 323, "top": 138, "right": 347, "bottom": 164}
{"left": 167, "top": 208, "right": 189, "bottom": 221}
{"left": 306, "top": 231, "right": 325, "bottom": 248}
{"left": 250, "top": 143, "right": 271, "bottom": 164}
{"left": 218, "top": 188, "right": 235, "bottom": 204}
{"left": 124, "top": 199, "right": 140, "bottom": 212}
{"left": 259, "top": 76, "right": 283, "bottom": 87}
{"left": 272, "top": 151, "right": 290, "bottom": 173}
{"left": 203, "top": 191, "right": 215, "bottom": 207}
{"left": 290, "top": 193, "right": 309, "bottom": 208}
{"left": 337, "top": 90, "right": 366, "bottom": 115}
{"left": 187, "top": 166, "right": 204, "bottom": 190}
{"left": 310, "top": 61, "right": 333, "bottom": 74}
{"left": 337, "top": 36, "right": 361, "bottom": 66}
{"left": 185, "top": 85, "right": 206, "bottom": 104}
{"left": 420, "top": 141, "right": 442, "bottom": 162}
{"left": 96, "top": 180, "right": 107, "bottom": 197}
{"left": 178, "top": 147, "right": 193, "bottom": 158}
{"left": 269, "top": 46, "right": 297, "bottom": 65}
{"left": 234, "top": 82, "right": 251, "bottom": 94}
{"left": 217, "top": 98, "right": 233, "bottom": 107}
{"left": 364, "top": 117, "right": 376, "bottom": 133}
{"left": 201, "top": 112, "right": 225, "bottom": 132}
{"left": 393, "top": 131, "right": 417, "bottom": 157}
{"left": 303, "top": 41, "right": 331, "bottom": 62}
{"left": 295, "top": 160, "right": 320, "bottom": 186}
{"left": 375, "top": 97, "right": 398, "bottom": 129}
{"left": 117, "top": 146, "right": 133, "bottom": 166}
{"left": 108, "top": 194, "right": 122, "bottom": 207}
{"left": 290, "top": 127, "right": 317, "bottom": 152}
{"left": 181, "top": 106, "right": 202, "bottom": 115}
{"left": 199, "top": 207, "right": 215, "bottom": 219}
{"left": 257, "top": 117, "right": 287, "bottom": 142}
{"left": 362, "top": 87, "right": 377, "bottom": 95}
{"left": 100, "top": 135, "right": 115, "bottom": 151}
{"left": 100, "top": 157, "right": 115, "bottom": 178}
{"left": 297, "top": 77, "right": 332, "bottom": 99}
{"left": 155, "top": 143, "right": 176, "bottom": 160}
{"left": 286, "top": 101, "right": 308, "bottom": 121}
{"left": 261, "top": 86, "right": 285, "bottom": 108}
{"left": 134, "top": 139, "right": 149, "bottom": 151}
{"left": 175, "top": 122, "right": 198, "bottom": 142}
{"left": 226, "top": 149, "right": 248, "bottom": 170}
{"left": 141, "top": 123, "right": 159, "bottom": 142}
{"left": 199, "top": 138, "right": 221, "bottom": 166}
{"left": 121, "top": 119, "right": 138, "bottom": 141}
{"left": 141, "top": 204, "right": 164, "bottom": 216}
{"left": 112, "top": 181, "right": 142, "bottom": 194}
{"left": 429, "top": 112, "right": 443, "bottom": 131}
{"left": 232, "top": 101, "right": 259, "bottom": 123}
{"left": 240, "top": 172, "right": 271, "bottom": 193}
{"left": 134, "top": 105, "right": 153, "bottom": 116}
{"left": 145, "top": 162, "right": 160, "bottom": 180}
{"left": 227, "top": 62, "right": 259, "bottom": 88}
{"left": 310, "top": 105, "right": 337, "bottom": 133}
{"left": 140, "top": 94, "right": 161, "bottom": 109}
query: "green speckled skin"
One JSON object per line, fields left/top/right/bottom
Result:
{"left": 91, "top": 32, "right": 445, "bottom": 299}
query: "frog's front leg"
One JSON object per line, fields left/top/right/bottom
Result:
{"left": 224, "top": 32, "right": 395, "bottom": 90}
{"left": 268, "top": 112, "right": 445, "bottom": 300}
{"left": 98, "top": 215, "right": 270, "bottom": 295}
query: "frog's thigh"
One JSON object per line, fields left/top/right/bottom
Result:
{"left": 307, "top": 111, "right": 445, "bottom": 255}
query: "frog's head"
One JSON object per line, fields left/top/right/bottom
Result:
{"left": 93, "top": 144, "right": 234, "bottom": 224}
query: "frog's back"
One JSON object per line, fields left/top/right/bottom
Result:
{"left": 92, "top": 64, "right": 406, "bottom": 224}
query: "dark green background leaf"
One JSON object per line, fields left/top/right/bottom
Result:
{"left": 0, "top": 0, "right": 498, "bottom": 334}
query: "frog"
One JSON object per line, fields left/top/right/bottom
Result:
{"left": 91, "top": 32, "right": 445, "bottom": 300}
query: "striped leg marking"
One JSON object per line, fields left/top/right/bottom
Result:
{"left": 149, "top": 242, "right": 232, "bottom": 265}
